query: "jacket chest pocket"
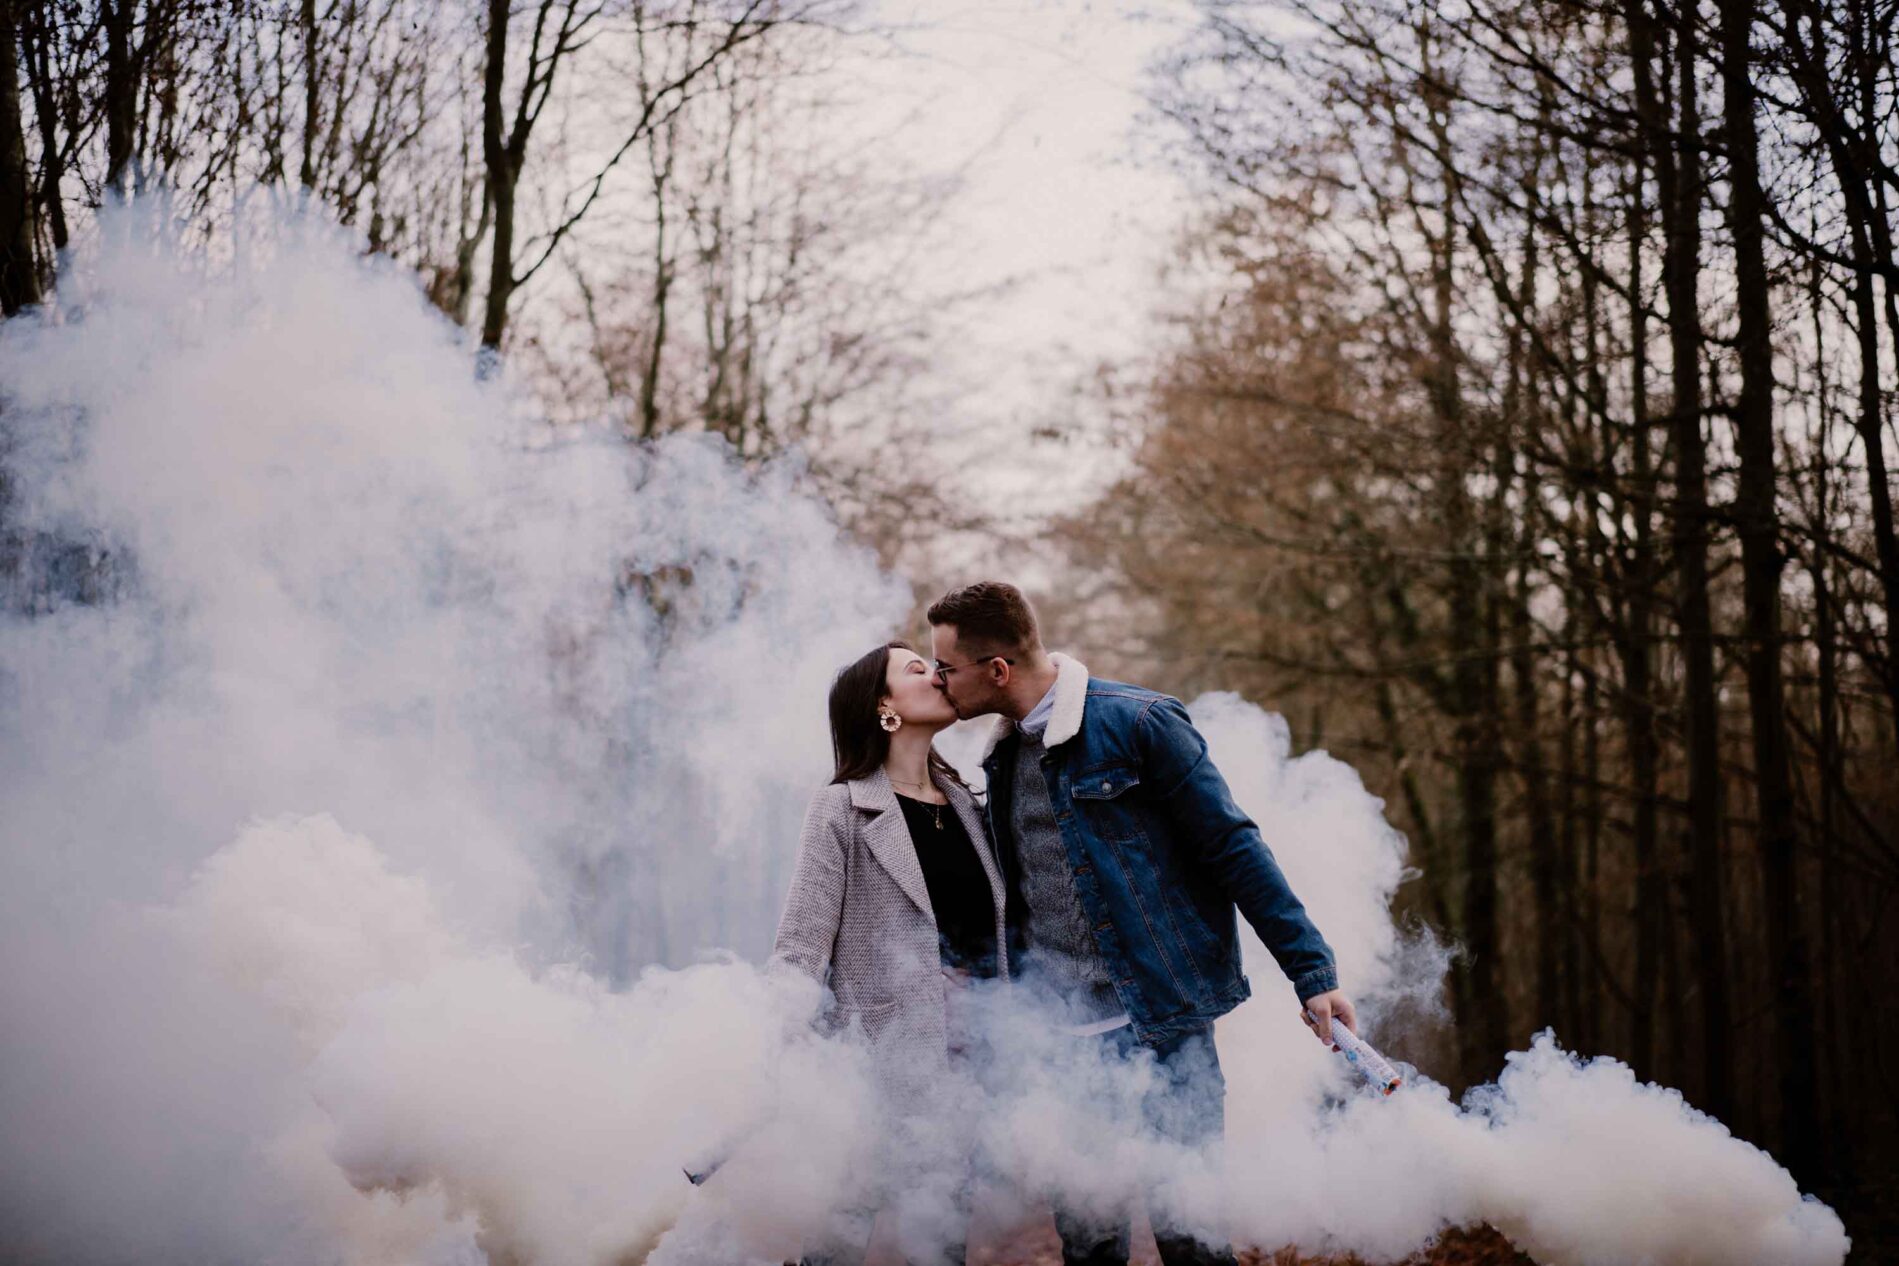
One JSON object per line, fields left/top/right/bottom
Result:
{"left": 1070, "top": 763, "right": 1145, "bottom": 841}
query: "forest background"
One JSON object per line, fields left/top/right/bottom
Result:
{"left": 0, "top": 0, "right": 1893, "bottom": 1256}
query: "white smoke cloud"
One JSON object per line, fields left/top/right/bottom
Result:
{"left": 0, "top": 200, "right": 901, "bottom": 1263}
{"left": 0, "top": 201, "right": 1850, "bottom": 1266}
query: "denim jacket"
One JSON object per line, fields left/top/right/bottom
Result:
{"left": 978, "top": 654, "right": 1338, "bottom": 1044}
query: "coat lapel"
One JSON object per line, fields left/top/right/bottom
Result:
{"left": 849, "top": 768, "right": 935, "bottom": 919}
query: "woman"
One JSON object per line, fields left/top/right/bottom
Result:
{"left": 771, "top": 641, "right": 1009, "bottom": 1266}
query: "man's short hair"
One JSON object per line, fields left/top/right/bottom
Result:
{"left": 927, "top": 581, "right": 1041, "bottom": 657}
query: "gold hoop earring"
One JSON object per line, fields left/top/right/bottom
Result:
{"left": 878, "top": 708, "right": 901, "bottom": 733}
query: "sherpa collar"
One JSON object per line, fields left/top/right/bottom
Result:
{"left": 976, "top": 652, "right": 1090, "bottom": 764}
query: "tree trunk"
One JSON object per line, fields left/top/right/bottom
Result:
{"left": 1717, "top": 0, "right": 1819, "bottom": 1180}
{"left": 640, "top": 126, "right": 673, "bottom": 438}
{"left": 1656, "top": 0, "right": 1732, "bottom": 1122}
{"left": 1842, "top": 2, "right": 1899, "bottom": 749}
{"left": 1415, "top": 56, "right": 1505, "bottom": 1081}
{"left": 1514, "top": 559, "right": 1559, "bottom": 1036}
{"left": 1623, "top": 0, "right": 1667, "bottom": 1081}
{"left": 1439, "top": 254, "right": 1504, "bottom": 1083}
{"left": 299, "top": 0, "right": 319, "bottom": 190}
{"left": 19, "top": 0, "right": 67, "bottom": 254}
{"left": 1558, "top": 641, "right": 1583, "bottom": 1040}
{"left": 479, "top": 0, "right": 515, "bottom": 356}
{"left": 1501, "top": 162, "right": 1557, "bottom": 1038}
{"left": 1574, "top": 146, "right": 1627, "bottom": 1061}
{"left": 103, "top": 0, "right": 136, "bottom": 195}
{"left": 1804, "top": 254, "right": 1848, "bottom": 1179}
{"left": 1581, "top": 656, "right": 1603, "bottom": 1055}
{"left": 0, "top": 0, "right": 40, "bottom": 314}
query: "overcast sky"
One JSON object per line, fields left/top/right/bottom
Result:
{"left": 849, "top": 1, "right": 1201, "bottom": 524}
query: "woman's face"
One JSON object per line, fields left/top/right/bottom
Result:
{"left": 884, "top": 647, "right": 957, "bottom": 728}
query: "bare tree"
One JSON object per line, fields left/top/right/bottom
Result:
{"left": 477, "top": 0, "right": 791, "bottom": 356}
{"left": 0, "top": 0, "right": 40, "bottom": 312}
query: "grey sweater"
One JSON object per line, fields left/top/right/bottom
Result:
{"left": 1011, "top": 732, "right": 1124, "bottom": 1026}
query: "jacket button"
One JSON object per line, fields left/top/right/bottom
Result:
{"left": 1100, "top": 780, "right": 1112, "bottom": 792}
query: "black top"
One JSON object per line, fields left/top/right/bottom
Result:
{"left": 896, "top": 794, "right": 999, "bottom": 978}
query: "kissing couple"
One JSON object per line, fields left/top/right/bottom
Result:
{"left": 770, "top": 582, "right": 1357, "bottom": 1266}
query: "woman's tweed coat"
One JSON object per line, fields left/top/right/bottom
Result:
{"left": 770, "top": 764, "right": 1009, "bottom": 1095}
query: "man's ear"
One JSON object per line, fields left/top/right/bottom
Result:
{"left": 990, "top": 656, "right": 1013, "bottom": 689}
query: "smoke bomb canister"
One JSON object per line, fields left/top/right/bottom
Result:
{"left": 1307, "top": 1010, "right": 1403, "bottom": 1096}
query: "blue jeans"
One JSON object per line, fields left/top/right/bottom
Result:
{"left": 1053, "top": 1025, "right": 1237, "bottom": 1266}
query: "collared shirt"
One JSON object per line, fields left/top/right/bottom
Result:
{"left": 1018, "top": 678, "right": 1059, "bottom": 741}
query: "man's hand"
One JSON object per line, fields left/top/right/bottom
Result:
{"left": 1300, "top": 989, "right": 1357, "bottom": 1045}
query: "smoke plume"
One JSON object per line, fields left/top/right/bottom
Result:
{"left": 0, "top": 203, "right": 1848, "bottom": 1265}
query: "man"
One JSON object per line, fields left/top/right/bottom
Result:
{"left": 927, "top": 581, "right": 1355, "bottom": 1266}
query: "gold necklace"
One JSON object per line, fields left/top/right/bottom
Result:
{"left": 890, "top": 774, "right": 944, "bottom": 828}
